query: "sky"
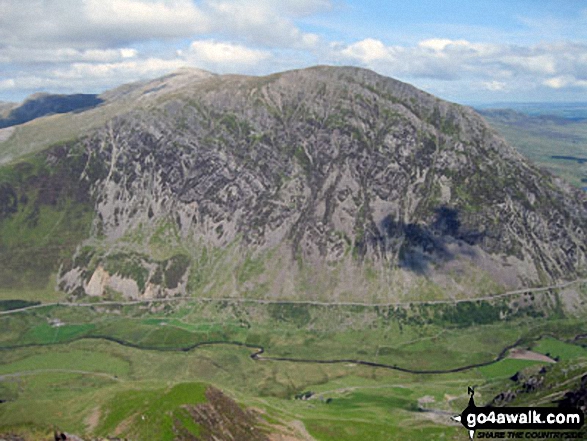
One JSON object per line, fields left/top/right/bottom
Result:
{"left": 1, "top": 0, "right": 586, "bottom": 104}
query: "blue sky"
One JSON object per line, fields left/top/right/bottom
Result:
{"left": 331, "top": 1, "right": 579, "bottom": 42}
{"left": 1, "top": 0, "right": 586, "bottom": 104}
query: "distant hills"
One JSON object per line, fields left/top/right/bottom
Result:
{"left": 475, "top": 102, "right": 587, "bottom": 120}
{"left": 478, "top": 107, "right": 587, "bottom": 188}
{"left": 0, "top": 93, "right": 103, "bottom": 129}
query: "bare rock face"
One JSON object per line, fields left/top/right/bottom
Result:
{"left": 47, "top": 66, "right": 587, "bottom": 301}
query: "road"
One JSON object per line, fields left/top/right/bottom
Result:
{"left": 1, "top": 278, "right": 585, "bottom": 316}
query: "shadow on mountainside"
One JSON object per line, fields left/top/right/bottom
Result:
{"left": 380, "top": 206, "right": 485, "bottom": 275}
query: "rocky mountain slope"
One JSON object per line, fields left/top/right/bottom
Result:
{"left": 1, "top": 66, "right": 586, "bottom": 302}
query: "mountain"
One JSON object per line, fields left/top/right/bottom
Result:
{"left": 0, "top": 93, "right": 103, "bottom": 129}
{"left": 0, "top": 101, "right": 17, "bottom": 116}
{"left": 0, "top": 66, "right": 585, "bottom": 303}
{"left": 0, "top": 68, "right": 214, "bottom": 166}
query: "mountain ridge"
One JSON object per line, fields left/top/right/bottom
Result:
{"left": 0, "top": 66, "right": 585, "bottom": 303}
{"left": 0, "top": 93, "right": 104, "bottom": 129}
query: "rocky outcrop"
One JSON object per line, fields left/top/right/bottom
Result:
{"left": 180, "top": 387, "right": 269, "bottom": 441}
{"left": 558, "top": 374, "right": 587, "bottom": 413}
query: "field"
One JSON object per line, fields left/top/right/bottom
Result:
{"left": 533, "top": 337, "right": 587, "bottom": 361}
{"left": 478, "top": 108, "right": 587, "bottom": 187}
{"left": 1, "top": 283, "right": 586, "bottom": 440}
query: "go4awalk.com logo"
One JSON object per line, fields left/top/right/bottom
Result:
{"left": 452, "top": 388, "right": 584, "bottom": 440}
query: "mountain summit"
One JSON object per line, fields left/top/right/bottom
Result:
{"left": 1, "top": 66, "right": 585, "bottom": 302}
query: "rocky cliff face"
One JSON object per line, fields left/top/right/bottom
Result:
{"left": 3, "top": 66, "right": 586, "bottom": 302}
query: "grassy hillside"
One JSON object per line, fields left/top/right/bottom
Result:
{"left": 0, "top": 143, "right": 96, "bottom": 290}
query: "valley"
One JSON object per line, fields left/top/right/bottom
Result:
{"left": 0, "top": 66, "right": 586, "bottom": 439}
{"left": 478, "top": 107, "right": 587, "bottom": 188}
{"left": 1, "top": 281, "right": 587, "bottom": 439}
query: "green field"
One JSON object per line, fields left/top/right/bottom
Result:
{"left": 533, "top": 336, "right": 587, "bottom": 361}
{"left": 0, "top": 283, "right": 586, "bottom": 440}
{"left": 477, "top": 358, "right": 543, "bottom": 379}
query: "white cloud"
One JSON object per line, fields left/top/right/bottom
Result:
{"left": 120, "top": 49, "right": 139, "bottom": 59}
{"left": 0, "top": 0, "right": 209, "bottom": 48}
{"left": 84, "top": 0, "right": 202, "bottom": 25}
{"left": 0, "top": 79, "right": 16, "bottom": 90}
{"left": 336, "top": 38, "right": 463, "bottom": 80}
{"left": 0, "top": 0, "right": 325, "bottom": 50}
{"left": 333, "top": 38, "right": 587, "bottom": 92}
{"left": 83, "top": 0, "right": 209, "bottom": 39}
{"left": 0, "top": 76, "right": 55, "bottom": 91}
{"left": 543, "top": 76, "right": 587, "bottom": 89}
{"left": 51, "top": 58, "right": 188, "bottom": 81}
{"left": 544, "top": 76, "right": 570, "bottom": 89}
{"left": 341, "top": 39, "right": 391, "bottom": 63}
{"left": 0, "top": 58, "right": 190, "bottom": 94}
{"left": 269, "top": 0, "right": 333, "bottom": 17}
{"left": 418, "top": 39, "right": 473, "bottom": 52}
{"left": 0, "top": 0, "right": 323, "bottom": 99}
{"left": 0, "top": 43, "right": 270, "bottom": 96}
{"left": 202, "top": 0, "right": 324, "bottom": 49}
{"left": 499, "top": 54, "right": 557, "bottom": 75}
{"left": 0, "top": 0, "right": 586, "bottom": 102}
{"left": 482, "top": 81, "right": 507, "bottom": 91}
{"left": 0, "top": 47, "right": 138, "bottom": 64}
{"left": 186, "top": 40, "right": 270, "bottom": 65}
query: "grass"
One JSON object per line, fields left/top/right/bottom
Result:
{"left": 532, "top": 337, "right": 587, "bottom": 361}
{"left": 0, "top": 148, "right": 95, "bottom": 290}
{"left": 305, "top": 418, "right": 457, "bottom": 441}
{"left": 477, "top": 358, "right": 543, "bottom": 379}
{"left": 1, "top": 97, "right": 586, "bottom": 440}
{"left": 0, "top": 349, "right": 130, "bottom": 377}
{"left": 0, "top": 92, "right": 150, "bottom": 165}
{"left": 0, "top": 290, "right": 586, "bottom": 439}
{"left": 96, "top": 382, "right": 206, "bottom": 440}
{"left": 0, "top": 371, "right": 118, "bottom": 433}
{"left": 0, "top": 300, "right": 40, "bottom": 312}
{"left": 0, "top": 277, "right": 67, "bottom": 303}
{"left": 0, "top": 298, "right": 583, "bottom": 371}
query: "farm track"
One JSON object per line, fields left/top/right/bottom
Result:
{"left": 1, "top": 278, "right": 586, "bottom": 316}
